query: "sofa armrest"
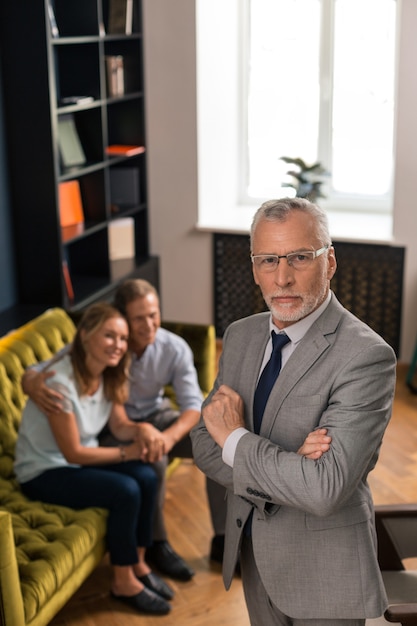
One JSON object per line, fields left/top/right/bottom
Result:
{"left": 0, "top": 510, "right": 25, "bottom": 626}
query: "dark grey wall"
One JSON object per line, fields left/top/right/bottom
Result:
{"left": 0, "top": 53, "right": 17, "bottom": 312}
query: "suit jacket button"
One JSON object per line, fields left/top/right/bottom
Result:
{"left": 247, "top": 487, "right": 253, "bottom": 495}
{"left": 237, "top": 519, "right": 242, "bottom": 528}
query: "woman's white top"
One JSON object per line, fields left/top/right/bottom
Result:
{"left": 14, "top": 354, "right": 112, "bottom": 483}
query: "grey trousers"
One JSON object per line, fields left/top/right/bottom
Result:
{"left": 100, "top": 403, "right": 226, "bottom": 542}
{"left": 147, "top": 404, "right": 226, "bottom": 541}
{"left": 240, "top": 535, "right": 366, "bottom": 626}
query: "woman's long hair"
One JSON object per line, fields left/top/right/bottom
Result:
{"left": 71, "top": 302, "right": 131, "bottom": 404}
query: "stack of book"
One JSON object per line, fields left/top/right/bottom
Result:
{"left": 106, "top": 55, "right": 125, "bottom": 97}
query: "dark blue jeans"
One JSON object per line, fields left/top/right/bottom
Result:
{"left": 21, "top": 461, "right": 157, "bottom": 566}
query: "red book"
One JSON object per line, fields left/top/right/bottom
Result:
{"left": 106, "top": 144, "right": 145, "bottom": 157}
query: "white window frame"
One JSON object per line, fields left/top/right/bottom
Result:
{"left": 195, "top": 0, "right": 396, "bottom": 241}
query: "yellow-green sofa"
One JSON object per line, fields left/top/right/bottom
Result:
{"left": 0, "top": 307, "right": 216, "bottom": 626}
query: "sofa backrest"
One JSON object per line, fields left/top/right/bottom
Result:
{"left": 0, "top": 308, "right": 76, "bottom": 481}
{"left": 161, "top": 321, "right": 217, "bottom": 397}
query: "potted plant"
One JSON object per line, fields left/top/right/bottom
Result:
{"left": 280, "top": 156, "right": 329, "bottom": 203}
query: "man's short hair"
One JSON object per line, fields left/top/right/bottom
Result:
{"left": 114, "top": 279, "right": 158, "bottom": 316}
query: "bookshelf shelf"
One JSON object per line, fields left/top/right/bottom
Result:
{"left": 0, "top": 0, "right": 158, "bottom": 313}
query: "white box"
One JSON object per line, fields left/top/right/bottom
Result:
{"left": 108, "top": 218, "right": 135, "bottom": 260}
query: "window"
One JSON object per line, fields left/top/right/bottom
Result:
{"left": 245, "top": 0, "right": 397, "bottom": 212}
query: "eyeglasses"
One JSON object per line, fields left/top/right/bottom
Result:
{"left": 251, "top": 245, "right": 330, "bottom": 273}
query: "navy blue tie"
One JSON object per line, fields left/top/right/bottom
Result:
{"left": 253, "top": 332, "right": 290, "bottom": 434}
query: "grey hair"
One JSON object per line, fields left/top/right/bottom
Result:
{"left": 250, "top": 197, "right": 332, "bottom": 252}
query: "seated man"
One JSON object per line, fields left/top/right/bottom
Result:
{"left": 22, "top": 279, "right": 227, "bottom": 581}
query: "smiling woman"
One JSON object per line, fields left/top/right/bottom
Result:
{"left": 15, "top": 301, "right": 174, "bottom": 616}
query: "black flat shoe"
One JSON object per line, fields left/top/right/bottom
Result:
{"left": 138, "top": 572, "right": 175, "bottom": 600}
{"left": 111, "top": 587, "right": 171, "bottom": 615}
{"left": 146, "top": 540, "right": 195, "bottom": 581}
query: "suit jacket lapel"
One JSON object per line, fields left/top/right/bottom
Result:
{"left": 259, "top": 294, "right": 343, "bottom": 438}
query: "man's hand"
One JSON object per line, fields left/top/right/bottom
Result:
{"left": 297, "top": 428, "right": 331, "bottom": 459}
{"left": 134, "top": 422, "right": 166, "bottom": 463}
{"left": 22, "top": 369, "right": 63, "bottom": 415}
{"left": 202, "top": 384, "right": 245, "bottom": 448}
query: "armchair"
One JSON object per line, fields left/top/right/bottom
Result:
{"left": 366, "top": 504, "right": 417, "bottom": 625}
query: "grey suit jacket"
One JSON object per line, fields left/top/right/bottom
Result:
{"left": 191, "top": 293, "right": 397, "bottom": 620}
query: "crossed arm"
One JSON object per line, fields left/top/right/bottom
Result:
{"left": 23, "top": 368, "right": 327, "bottom": 465}
{"left": 202, "top": 384, "right": 331, "bottom": 459}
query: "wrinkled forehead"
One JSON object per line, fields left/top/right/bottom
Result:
{"left": 252, "top": 213, "right": 322, "bottom": 253}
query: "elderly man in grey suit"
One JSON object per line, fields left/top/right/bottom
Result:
{"left": 191, "top": 197, "right": 397, "bottom": 625}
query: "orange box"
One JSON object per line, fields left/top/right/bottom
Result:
{"left": 59, "top": 180, "right": 84, "bottom": 227}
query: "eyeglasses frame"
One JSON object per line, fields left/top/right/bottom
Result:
{"left": 251, "top": 244, "right": 330, "bottom": 271}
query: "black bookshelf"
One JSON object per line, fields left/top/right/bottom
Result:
{"left": 0, "top": 0, "right": 156, "bottom": 319}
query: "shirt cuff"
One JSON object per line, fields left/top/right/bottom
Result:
{"left": 222, "top": 427, "right": 249, "bottom": 467}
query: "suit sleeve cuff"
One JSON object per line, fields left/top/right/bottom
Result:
{"left": 222, "top": 427, "right": 249, "bottom": 467}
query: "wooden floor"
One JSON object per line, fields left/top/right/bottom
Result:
{"left": 49, "top": 364, "right": 417, "bottom": 626}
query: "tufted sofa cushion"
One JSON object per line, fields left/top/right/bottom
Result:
{"left": 0, "top": 308, "right": 108, "bottom": 626}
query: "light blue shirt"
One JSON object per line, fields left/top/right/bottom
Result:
{"left": 14, "top": 354, "right": 111, "bottom": 483}
{"left": 125, "top": 327, "right": 203, "bottom": 421}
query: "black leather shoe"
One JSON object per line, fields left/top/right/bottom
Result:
{"left": 210, "top": 534, "right": 225, "bottom": 563}
{"left": 146, "top": 541, "right": 195, "bottom": 581}
{"left": 138, "top": 572, "right": 175, "bottom": 600}
{"left": 111, "top": 587, "right": 171, "bottom": 615}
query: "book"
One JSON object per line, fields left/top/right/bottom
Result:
{"left": 105, "top": 56, "right": 124, "bottom": 97}
{"left": 58, "top": 115, "right": 86, "bottom": 168}
{"left": 58, "top": 180, "right": 84, "bottom": 228}
{"left": 125, "top": 0, "right": 133, "bottom": 35}
{"left": 62, "top": 260, "right": 74, "bottom": 301}
{"left": 106, "top": 145, "right": 145, "bottom": 157}
{"left": 108, "top": 0, "right": 133, "bottom": 35}
{"left": 110, "top": 167, "right": 140, "bottom": 209}
{"left": 47, "top": 2, "right": 59, "bottom": 38}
